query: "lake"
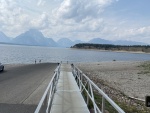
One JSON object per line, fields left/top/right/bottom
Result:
{"left": 0, "top": 44, "right": 150, "bottom": 64}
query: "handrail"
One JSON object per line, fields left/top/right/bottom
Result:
{"left": 34, "top": 64, "right": 61, "bottom": 113}
{"left": 72, "top": 64, "right": 125, "bottom": 113}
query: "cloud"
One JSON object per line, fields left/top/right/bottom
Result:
{"left": 0, "top": 0, "right": 117, "bottom": 39}
{"left": 53, "top": 0, "right": 114, "bottom": 22}
{"left": 123, "top": 26, "right": 150, "bottom": 42}
{"left": 0, "top": 0, "right": 150, "bottom": 44}
{"left": 37, "top": 0, "right": 46, "bottom": 6}
{"left": 0, "top": 0, "right": 50, "bottom": 36}
{"left": 30, "top": 12, "right": 51, "bottom": 29}
{"left": 112, "top": 26, "right": 150, "bottom": 38}
{"left": 47, "top": 0, "right": 115, "bottom": 39}
{"left": 0, "top": 0, "right": 31, "bottom": 35}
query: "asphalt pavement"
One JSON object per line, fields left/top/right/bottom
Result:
{"left": 0, "top": 63, "right": 57, "bottom": 113}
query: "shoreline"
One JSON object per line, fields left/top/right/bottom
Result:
{"left": 75, "top": 61, "right": 150, "bottom": 100}
{"left": 71, "top": 47, "right": 150, "bottom": 54}
{"left": 75, "top": 61, "right": 150, "bottom": 112}
{"left": 2, "top": 61, "right": 58, "bottom": 65}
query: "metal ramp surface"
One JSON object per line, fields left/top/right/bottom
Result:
{"left": 50, "top": 64, "right": 90, "bottom": 113}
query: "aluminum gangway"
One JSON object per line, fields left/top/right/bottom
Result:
{"left": 34, "top": 63, "right": 125, "bottom": 113}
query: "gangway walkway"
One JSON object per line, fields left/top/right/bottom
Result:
{"left": 34, "top": 63, "right": 125, "bottom": 113}
{"left": 50, "top": 64, "right": 90, "bottom": 113}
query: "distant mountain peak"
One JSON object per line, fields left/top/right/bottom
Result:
{"left": 28, "top": 28, "right": 40, "bottom": 33}
{"left": 0, "top": 31, "right": 8, "bottom": 37}
{"left": 0, "top": 31, "right": 10, "bottom": 43}
{"left": 2, "top": 28, "right": 148, "bottom": 47}
{"left": 57, "top": 38, "right": 74, "bottom": 47}
{"left": 12, "top": 29, "right": 49, "bottom": 46}
{"left": 25, "top": 29, "right": 43, "bottom": 36}
{"left": 88, "top": 38, "right": 112, "bottom": 44}
{"left": 113, "top": 40, "right": 147, "bottom": 45}
{"left": 58, "top": 38, "right": 72, "bottom": 41}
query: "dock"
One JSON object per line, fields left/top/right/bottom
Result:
{"left": 50, "top": 64, "right": 90, "bottom": 113}
{"left": 34, "top": 63, "right": 125, "bottom": 113}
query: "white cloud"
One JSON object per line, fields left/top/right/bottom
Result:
{"left": 53, "top": 0, "right": 114, "bottom": 22}
{"left": 0, "top": 0, "right": 150, "bottom": 44}
{"left": 45, "top": 0, "right": 114, "bottom": 40}
{"left": 0, "top": 0, "right": 31, "bottom": 35}
{"left": 37, "top": 0, "right": 46, "bottom": 6}
{"left": 30, "top": 12, "right": 50, "bottom": 29}
{"left": 114, "top": 26, "right": 150, "bottom": 38}
{"left": 95, "top": 24, "right": 150, "bottom": 43}
{"left": 0, "top": 0, "right": 49, "bottom": 36}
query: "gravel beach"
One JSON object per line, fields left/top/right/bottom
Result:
{"left": 76, "top": 61, "right": 150, "bottom": 100}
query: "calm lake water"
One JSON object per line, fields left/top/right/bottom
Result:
{"left": 1, "top": 44, "right": 150, "bottom": 64}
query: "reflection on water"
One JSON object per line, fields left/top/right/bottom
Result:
{"left": 0, "top": 44, "right": 150, "bottom": 64}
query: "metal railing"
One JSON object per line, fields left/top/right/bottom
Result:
{"left": 34, "top": 64, "right": 61, "bottom": 113}
{"left": 72, "top": 64, "right": 125, "bottom": 113}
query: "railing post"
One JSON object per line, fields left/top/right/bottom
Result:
{"left": 80, "top": 72, "right": 83, "bottom": 91}
{"left": 89, "top": 83, "right": 97, "bottom": 113}
{"left": 73, "top": 66, "right": 75, "bottom": 77}
{"left": 77, "top": 70, "right": 79, "bottom": 86}
{"left": 102, "top": 96, "right": 105, "bottom": 113}
{"left": 56, "top": 70, "right": 58, "bottom": 80}
{"left": 87, "top": 82, "right": 89, "bottom": 106}
{"left": 79, "top": 72, "right": 81, "bottom": 91}
{"left": 72, "top": 65, "right": 74, "bottom": 76}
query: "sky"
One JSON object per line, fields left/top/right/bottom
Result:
{"left": 0, "top": 0, "right": 150, "bottom": 43}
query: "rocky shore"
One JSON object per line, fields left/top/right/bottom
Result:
{"left": 76, "top": 61, "right": 150, "bottom": 112}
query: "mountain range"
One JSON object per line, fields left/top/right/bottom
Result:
{"left": 0, "top": 31, "right": 11, "bottom": 43}
{"left": 0, "top": 29, "right": 148, "bottom": 47}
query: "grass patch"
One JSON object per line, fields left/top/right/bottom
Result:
{"left": 82, "top": 89, "right": 150, "bottom": 113}
{"left": 82, "top": 90, "right": 121, "bottom": 112}
{"left": 115, "top": 99, "right": 150, "bottom": 113}
{"left": 94, "top": 93, "right": 117, "bottom": 113}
